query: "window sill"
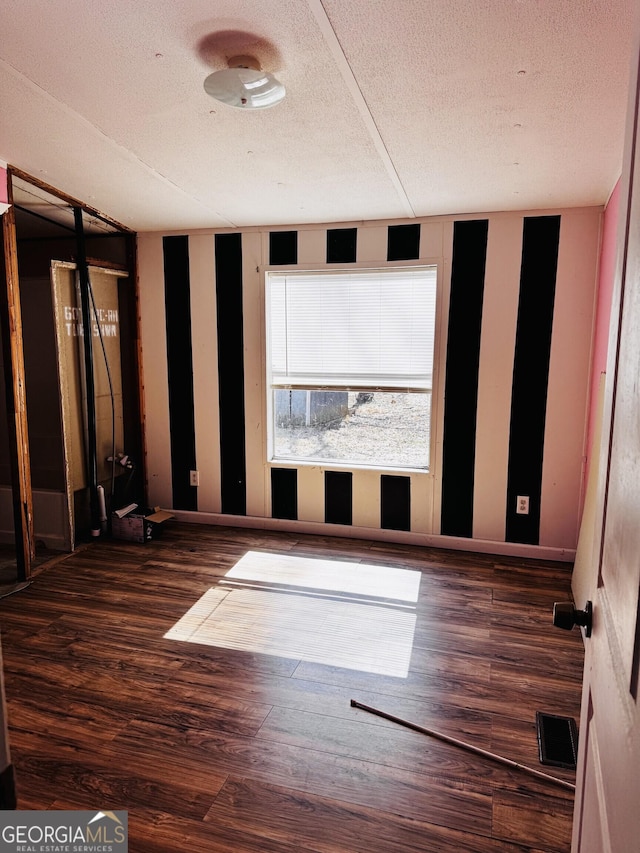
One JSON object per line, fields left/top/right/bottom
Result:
{"left": 267, "top": 458, "right": 432, "bottom": 477}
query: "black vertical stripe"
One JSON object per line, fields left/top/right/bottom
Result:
{"left": 162, "top": 236, "right": 197, "bottom": 511}
{"left": 117, "top": 267, "right": 145, "bottom": 502}
{"left": 327, "top": 228, "right": 357, "bottom": 263}
{"left": 506, "top": 215, "right": 561, "bottom": 544}
{"left": 381, "top": 475, "right": 411, "bottom": 531}
{"left": 630, "top": 591, "right": 640, "bottom": 700}
{"left": 324, "top": 471, "right": 352, "bottom": 525}
{"left": 387, "top": 223, "right": 421, "bottom": 261}
{"left": 215, "top": 233, "right": 247, "bottom": 515}
{"left": 440, "top": 219, "right": 489, "bottom": 537}
{"left": 269, "top": 231, "right": 298, "bottom": 265}
{"left": 271, "top": 468, "right": 298, "bottom": 520}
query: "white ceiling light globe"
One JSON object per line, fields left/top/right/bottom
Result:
{"left": 204, "top": 57, "right": 285, "bottom": 110}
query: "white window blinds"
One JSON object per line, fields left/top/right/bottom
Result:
{"left": 268, "top": 267, "right": 437, "bottom": 389}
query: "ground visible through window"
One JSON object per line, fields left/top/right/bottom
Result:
{"left": 273, "top": 391, "right": 430, "bottom": 469}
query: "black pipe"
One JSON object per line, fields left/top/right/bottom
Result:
{"left": 73, "top": 207, "right": 100, "bottom": 535}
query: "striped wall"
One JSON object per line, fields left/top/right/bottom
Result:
{"left": 138, "top": 207, "right": 601, "bottom": 557}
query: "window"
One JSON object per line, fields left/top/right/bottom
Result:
{"left": 266, "top": 266, "right": 437, "bottom": 470}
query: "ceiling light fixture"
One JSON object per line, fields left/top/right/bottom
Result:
{"left": 204, "top": 55, "right": 285, "bottom": 110}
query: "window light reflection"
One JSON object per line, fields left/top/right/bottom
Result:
{"left": 165, "top": 551, "right": 420, "bottom": 678}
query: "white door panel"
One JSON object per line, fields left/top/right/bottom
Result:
{"left": 572, "top": 14, "right": 640, "bottom": 851}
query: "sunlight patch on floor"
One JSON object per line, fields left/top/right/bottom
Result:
{"left": 165, "top": 551, "right": 420, "bottom": 677}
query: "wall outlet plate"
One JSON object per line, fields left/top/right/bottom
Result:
{"left": 516, "top": 495, "right": 529, "bottom": 514}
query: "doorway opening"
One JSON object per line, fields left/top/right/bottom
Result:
{"left": 0, "top": 170, "right": 143, "bottom": 583}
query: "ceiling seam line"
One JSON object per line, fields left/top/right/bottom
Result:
{"left": 0, "top": 56, "right": 239, "bottom": 229}
{"left": 306, "top": 0, "right": 416, "bottom": 219}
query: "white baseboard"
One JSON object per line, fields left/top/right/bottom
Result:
{"left": 169, "top": 510, "right": 576, "bottom": 562}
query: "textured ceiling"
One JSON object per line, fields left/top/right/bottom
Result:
{"left": 0, "top": 0, "right": 633, "bottom": 231}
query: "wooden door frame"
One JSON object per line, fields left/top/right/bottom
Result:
{"left": 0, "top": 183, "right": 34, "bottom": 581}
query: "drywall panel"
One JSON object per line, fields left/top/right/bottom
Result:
{"left": 243, "top": 232, "right": 267, "bottom": 519}
{"left": 419, "top": 221, "right": 445, "bottom": 259}
{"left": 188, "top": 235, "right": 220, "bottom": 513}
{"left": 298, "top": 229, "right": 326, "bottom": 265}
{"left": 473, "top": 217, "right": 522, "bottom": 541}
{"left": 410, "top": 473, "right": 433, "bottom": 534}
{"left": 296, "top": 465, "right": 324, "bottom": 523}
{"left": 356, "top": 226, "right": 387, "bottom": 263}
{"left": 540, "top": 209, "right": 600, "bottom": 548}
{"left": 352, "top": 468, "right": 381, "bottom": 529}
{"left": 430, "top": 220, "right": 454, "bottom": 534}
{"left": 137, "top": 234, "right": 172, "bottom": 508}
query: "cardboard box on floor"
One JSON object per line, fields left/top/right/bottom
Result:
{"left": 111, "top": 504, "right": 174, "bottom": 543}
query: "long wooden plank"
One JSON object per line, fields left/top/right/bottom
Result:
{"left": 0, "top": 195, "right": 34, "bottom": 579}
{"left": 350, "top": 699, "right": 575, "bottom": 791}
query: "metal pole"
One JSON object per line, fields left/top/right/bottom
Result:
{"left": 74, "top": 207, "right": 100, "bottom": 535}
{"left": 350, "top": 699, "right": 575, "bottom": 792}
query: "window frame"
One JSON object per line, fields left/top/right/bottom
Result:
{"left": 263, "top": 261, "right": 443, "bottom": 474}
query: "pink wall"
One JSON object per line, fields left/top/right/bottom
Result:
{"left": 585, "top": 179, "right": 621, "bottom": 477}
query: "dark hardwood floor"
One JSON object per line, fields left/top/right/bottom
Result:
{"left": 0, "top": 523, "right": 584, "bottom": 852}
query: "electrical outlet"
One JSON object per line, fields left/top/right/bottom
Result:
{"left": 516, "top": 495, "right": 529, "bottom": 515}
{"left": 189, "top": 470, "right": 199, "bottom": 487}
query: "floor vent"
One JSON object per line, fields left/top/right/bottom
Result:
{"left": 536, "top": 711, "right": 578, "bottom": 770}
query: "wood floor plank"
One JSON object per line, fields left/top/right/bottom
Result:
{"left": 128, "top": 687, "right": 274, "bottom": 737}
{"left": 112, "top": 718, "right": 494, "bottom": 835}
{"left": 492, "top": 789, "right": 574, "bottom": 852}
{"left": 12, "top": 752, "right": 218, "bottom": 821}
{"left": 292, "top": 658, "right": 568, "bottom": 724}
{"left": 207, "top": 776, "right": 550, "bottom": 853}
{"left": 487, "top": 634, "right": 583, "bottom": 681}
{"left": 167, "top": 663, "right": 494, "bottom": 746}
{"left": 160, "top": 648, "right": 301, "bottom": 680}
{"left": 260, "top": 703, "right": 498, "bottom": 784}
{"left": 9, "top": 727, "right": 227, "bottom": 819}
{"left": 2, "top": 651, "right": 97, "bottom": 692}
{"left": 128, "top": 813, "right": 312, "bottom": 853}
{"left": 489, "top": 663, "right": 583, "bottom": 719}
{"left": 5, "top": 694, "right": 134, "bottom": 743}
{"left": 51, "top": 803, "right": 316, "bottom": 853}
